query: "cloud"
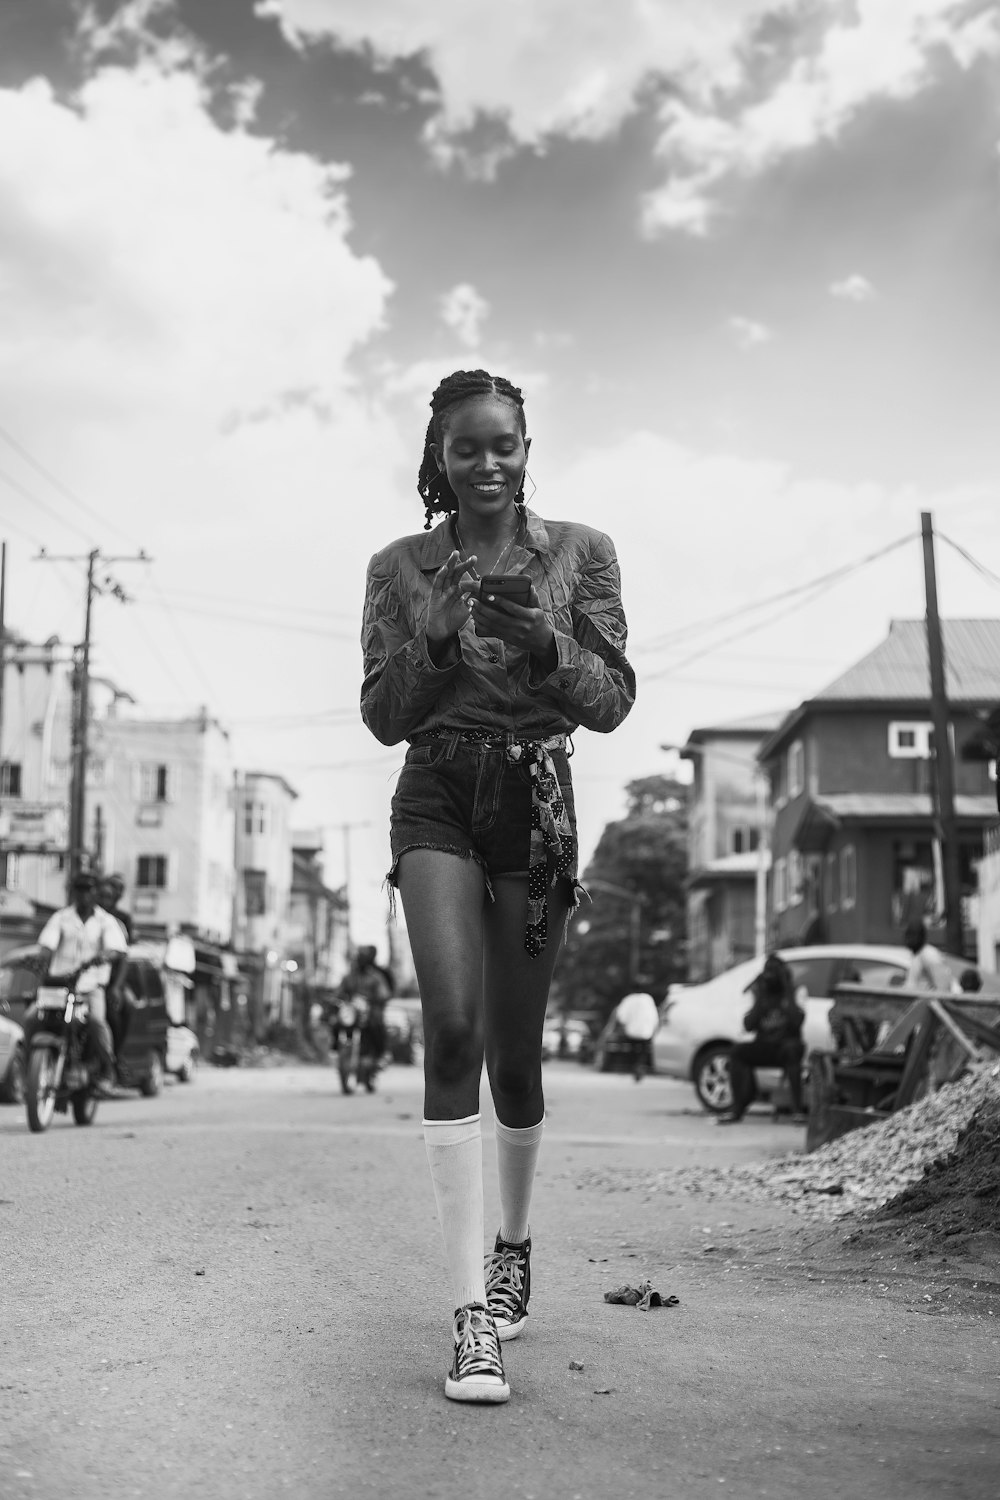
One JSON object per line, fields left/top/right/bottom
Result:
{"left": 260, "top": 1, "right": 1000, "bottom": 228}
{"left": 728, "top": 316, "right": 773, "bottom": 351}
{"left": 642, "top": 0, "right": 1000, "bottom": 235}
{"left": 830, "top": 273, "right": 876, "bottom": 302}
{"left": 439, "top": 282, "right": 490, "bottom": 348}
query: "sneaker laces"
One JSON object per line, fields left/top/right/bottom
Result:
{"left": 453, "top": 1305, "right": 504, "bottom": 1381}
{"left": 485, "top": 1246, "right": 527, "bottom": 1321}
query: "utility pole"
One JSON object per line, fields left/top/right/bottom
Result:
{"left": 334, "top": 820, "right": 370, "bottom": 956}
{"left": 35, "top": 546, "right": 149, "bottom": 889}
{"left": 920, "top": 512, "right": 964, "bottom": 955}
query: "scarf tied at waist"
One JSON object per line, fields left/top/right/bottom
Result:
{"left": 411, "top": 729, "right": 573, "bottom": 957}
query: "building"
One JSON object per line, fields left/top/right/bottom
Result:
{"left": 234, "top": 770, "right": 298, "bottom": 1024}
{"left": 287, "top": 830, "right": 349, "bottom": 991}
{"left": 758, "top": 619, "right": 1000, "bottom": 955}
{"left": 680, "top": 712, "right": 784, "bottom": 982}
{"left": 92, "top": 706, "right": 236, "bottom": 944}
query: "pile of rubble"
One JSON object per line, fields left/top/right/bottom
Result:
{"left": 582, "top": 1064, "right": 1000, "bottom": 1223}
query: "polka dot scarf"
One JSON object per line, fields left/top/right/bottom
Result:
{"left": 506, "top": 735, "right": 573, "bottom": 957}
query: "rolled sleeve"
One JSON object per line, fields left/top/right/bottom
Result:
{"left": 526, "top": 534, "right": 635, "bottom": 734}
{"left": 360, "top": 554, "right": 463, "bottom": 746}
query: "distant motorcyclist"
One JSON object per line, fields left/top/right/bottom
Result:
{"left": 97, "top": 872, "right": 134, "bottom": 1075}
{"left": 337, "top": 945, "right": 392, "bottom": 1062}
{"left": 25, "top": 871, "right": 126, "bottom": 1095}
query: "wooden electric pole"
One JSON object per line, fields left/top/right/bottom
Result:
{"left": 920, "top": 512, "right": 964, "bottom": 955}
{"left": 35, "top": 546, "right": 149, "bottom": 891}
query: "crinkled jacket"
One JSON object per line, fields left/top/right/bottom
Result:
{"left": 361, "top": 508, "right": 635, "bottom": 746}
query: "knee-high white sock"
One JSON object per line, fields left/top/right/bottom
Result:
{"left": 423, "top": 1114, "right": 487, "bottom": 1310}
{"left": 494, "top": 1115, "right": 545, "bottom": 1245}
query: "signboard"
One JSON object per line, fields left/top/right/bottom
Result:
{"left": 0, "top": 801, "right": 68, "bottom": 851}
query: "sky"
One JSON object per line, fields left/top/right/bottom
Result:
{"left": 1, "top": 0, "right": 999, "bottom": 948}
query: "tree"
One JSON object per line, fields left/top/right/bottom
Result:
{"left": 554, "top": 774, "right": 688, "bottom": 1023}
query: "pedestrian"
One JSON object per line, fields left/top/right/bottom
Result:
{"left": 361, "top": 368, "right": 634, "bottom": 1403}
{"left": 903, "top": 919, "right": 958, "bottom": 993}
{"left": 612, "top": 990, "right": 660, "bottom": 1080}
{"left": 98, "top": 872, "right": 133, "bottom": 1078}
{"left": 718, "top": 953, "right": 806, "bottom": 1125}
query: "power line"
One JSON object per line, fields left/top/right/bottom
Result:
{"left": 0, "top": 464, "right": 95, "bottom": 547}
{"left": 937, "top": 530, "right": 1000, "bottom": 592}
{"left": 154, "top": 584, "right": 357, "bottom": 623}
{"left": 0, "top": 420, "right": 141, "bottom": 550}
{"left": 132, "top": 594, "right": 358, "bottom": 640}
{"left": 635, "top": 531, "right": 917, "bottom": 657}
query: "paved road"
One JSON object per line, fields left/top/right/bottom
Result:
{"left": 1, "top": 1062, "right": 996, "bottom": 1499}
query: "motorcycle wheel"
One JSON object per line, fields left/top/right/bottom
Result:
{"left": 26, "top": 1050, "right": 58, "bottom": 1133}
{"left": 338, "top": 1037, "right": 358, "bottom": 1094}
{"left": 72, "top": 1090, "right": 98, "bottom": 1126}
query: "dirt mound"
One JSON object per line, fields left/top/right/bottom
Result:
{"left": 875, "top": 1087, "right": 1000, "bottom": 1240}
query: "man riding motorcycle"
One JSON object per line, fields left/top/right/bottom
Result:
{"left": 335, "top": 945, "right": 391, "bottom": 1064}
{"left": 23, "top": 871, "right": 126, "bottom": 1095}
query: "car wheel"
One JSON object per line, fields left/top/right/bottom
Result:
{"left": 694, "top": 1045, "right": 734, "bottom": 1114}
{"left": 0, "top": 1046, "right": 25, "bottom": 1105}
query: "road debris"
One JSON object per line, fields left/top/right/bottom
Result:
{"left": 604, "top": 1279, "right": 680, "bottom": 1310}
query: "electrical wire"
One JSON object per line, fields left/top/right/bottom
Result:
{"left": 635, "top": 532, "right": 917, "bottom": 656}
{"left": 0, "top": 420, "right": 141, "bottom": 550}
{"left": 0, "top": 464, "right": 96, "bottom": 547}
{"left": 132, "top": 594, "right": 358, "bottom": 640}
{"left": 154, "top": 584, "right": 357, "bottom": 624}
{"left": 937, "top": 531, "right": 1000, "bottom": 592}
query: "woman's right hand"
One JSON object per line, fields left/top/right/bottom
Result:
{"left": 425, "top": 550, "right": 477, "bottom": 644}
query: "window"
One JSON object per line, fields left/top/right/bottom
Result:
{"left": 888, "top": 721, "right": 932, "bottom": 759}
{"left": 87, "top": 758, "right": 108, "bottom": 788}
{"left": 989, "top": 760, "right": 997, "bottom": 783}
{"left": 825, "top": 852, "right": 839, "bottom": 913}
{"left": 787, "top": 849, "right": 802, "bottom": 906}
{"left": 244, "top": 868, "right": 266, "bottom": 916}
{"left": 773, "top": 856, "right": 787, "bottom": 912}
{"left": 244, "top": 801, "right": 268, "bottom": 837}
{"left": 729, "top": 825, "right": 760, "bottom": 855}
{"left": 136, "top": 854, "right": 169, "bottom": 889}
{"left": 137, "top": 763, "right": 173, "bottom": 804}
{"left": 1, "top": 761, "right": 23, "bottom": 797}
{"left": 840, "top": 844, "right": 857, "bottom": 910}
{"left": 786, "top": 956, "right": 833, "bottom": 999}
{"left": 4, "top": 852, "right": 21, "bottom": 888}
{"left": 788, "top": 740, "right": 805, "bottom": 799}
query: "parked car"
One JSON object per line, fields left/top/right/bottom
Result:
{"left": 652, "top": 944, "right": 989, "bottom": 1115}
{"left": 0, "top": 943, "right": 169, "bottom": 1098}
{"left": 384, "top": 997, "right": 424, "bottom": 1065}
{"left": 541, "top": 1016, "right": 592, "bottom": 1061}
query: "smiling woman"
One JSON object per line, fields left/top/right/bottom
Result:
{"left": 360, "top": 367, "right": 635, "bottom": 1405}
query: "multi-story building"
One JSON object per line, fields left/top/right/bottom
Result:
{"left": 234, "top": 770, "right": 298, "bottom": 1022}
{"left": 680, "top": 712, "right": 783, "bottom": 982}
{"left": 287, "top": 830, "right": 349, "bottom": 990}
{"left": 759, "top": 619, "right": 1000, "bottom": 955}
{"left": 91, "top": 707, "right": 236, "bottom": 944}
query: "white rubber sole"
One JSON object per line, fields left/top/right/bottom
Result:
{"left": 495, "top": 1316, "right": 527, "bottom": 1343}
{"left": 444, "top": 1373, "right": 511, "bottom": 1404}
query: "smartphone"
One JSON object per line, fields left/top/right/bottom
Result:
{"left": 479, "top": 573, "right": 531, "bottom": 604}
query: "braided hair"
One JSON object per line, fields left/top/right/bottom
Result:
{"left": 417, "top": 369, "right": 527, "bottom": 530}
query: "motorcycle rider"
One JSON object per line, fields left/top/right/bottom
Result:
{"left": 25, "top": 870, "right": 126, "bottom": 1095}
{"left": 337, "top": 945, "right": 392, "bottom": 1063}
{"left": 97, "top": 872, "right": 134, "bottom": 1077}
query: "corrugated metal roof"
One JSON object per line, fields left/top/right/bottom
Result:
{"left": 816, "top": 619, "right": 1000, "bottom": 702}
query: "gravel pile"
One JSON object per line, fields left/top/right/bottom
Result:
{"left": 580, "top": 1064, "right": 1000, "bottom": 1222}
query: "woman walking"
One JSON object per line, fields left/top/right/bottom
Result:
{"left": 361, "top": 369, "right": 634, "bottom": 1403}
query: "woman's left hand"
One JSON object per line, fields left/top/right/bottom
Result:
{"left": 471, "top": 584, "right": 556, "bottom": 666}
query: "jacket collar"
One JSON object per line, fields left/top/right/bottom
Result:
{"left": 416, "top": 506, "right": 551, "bottom": 574}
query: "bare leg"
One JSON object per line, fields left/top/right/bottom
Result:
{"left": 396, "top": 849, "right": 487, "bottom": 1119}
{"left": 483, "top": 876, "right": 570, "bottom": 1128}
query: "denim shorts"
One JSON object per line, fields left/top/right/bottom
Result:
{"left": 387, "top": 733, "right": 581, "bottom": 908}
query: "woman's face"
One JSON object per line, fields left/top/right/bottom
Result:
{"left": 432, "top": 395, "right": 529, "bottom": 522}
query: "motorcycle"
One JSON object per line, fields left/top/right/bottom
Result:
{"left": 335, "top": 995, "right": 383, "bottom": 1095}
{"left": 25, "top": 976, "right": 102, "bottom": 1133}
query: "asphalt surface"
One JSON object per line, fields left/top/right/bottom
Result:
{"left": 1, "top": 1060, "right": 997, "bottom": 1500}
